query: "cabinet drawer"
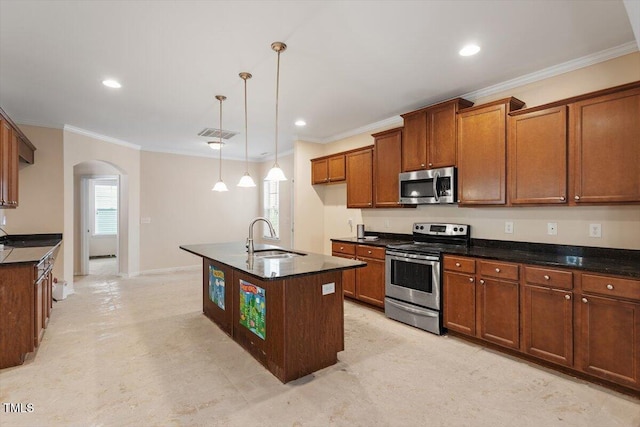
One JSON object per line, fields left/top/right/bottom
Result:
{"left": 581, "top": 274, "right": 640, "bottom": 302}
{"left": 525, "top": 266, "right": 573, "bottom": 290}
{"left": 356, "top": 245, "right": 386, "bottom": 260}
{"left": 443, "top": 256, "right": 475, "bottom": 274}
{"left": 479, "top": 260, "right": 519, "bottom": 281}
{"left": 331, "top": 242, "right": 355, "bottom": 256}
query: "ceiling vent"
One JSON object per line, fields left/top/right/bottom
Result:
{"left": 198, "top": 128, "right": 238, "bottom": 140}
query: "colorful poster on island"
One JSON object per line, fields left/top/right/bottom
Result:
{"left": 209, "top": 265, "right": 225, "bottom": 310}
{"left": 239, "top": 280, "right": 266, "bottom": 340}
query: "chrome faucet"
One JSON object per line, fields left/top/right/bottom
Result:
{"left": 247, "top": 217, "right": 276, "bottom": 255}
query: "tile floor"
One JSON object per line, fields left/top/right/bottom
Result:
{"left": 1, "top": 269, "right": 638, "bottom": 426}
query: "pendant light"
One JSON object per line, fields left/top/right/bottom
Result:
{"left": 212, "top": 95, "right": 229, "bottom": 192}
{"left": 265, "top": 41, "right": 287, "bottom": 182}
{"left": 237, "top": 72, "right": 256, "bottom": 187}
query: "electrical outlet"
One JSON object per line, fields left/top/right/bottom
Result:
{"left": 504, "top": 221, "right": 513, "bottom": 234}
{"left": 547, "top": 222, "right": 558, "bottom": 236}
{"left": 589, "top": 223, "right": 602, "bottom": 238}
{"left": 1, "top": 216, "right": 5, "bottom": 226}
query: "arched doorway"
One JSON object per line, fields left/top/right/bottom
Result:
{"left": 73, "top": 160, "right": 127, "bottom": 277}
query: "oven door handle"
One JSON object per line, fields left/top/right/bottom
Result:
{"left": 433, "top": 171, "right": 440, "bottom": 202}
{"left": 385, "top": 298, "right": 438, "bottom": 318}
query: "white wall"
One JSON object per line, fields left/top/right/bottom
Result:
{"left": 256, "top": 153, "right": 294, "bottom": 249}
{"left": 295, "top": 52, "right": 640, "bottom": 254}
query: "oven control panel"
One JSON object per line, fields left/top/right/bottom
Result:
{"left": 413, "top": 222, "right": 469, "bottom": 237}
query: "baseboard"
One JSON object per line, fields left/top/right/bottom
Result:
{"left": 138, "top": 265, "right": 200, "bottom": 276}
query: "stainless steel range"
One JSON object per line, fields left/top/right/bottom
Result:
{"left": 385, "top": 222, "right": 470, "bottom": 335}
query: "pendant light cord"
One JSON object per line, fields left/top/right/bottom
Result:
{"left": 274, "top": 48, "right": 280, "bottom": 166}
{"left": 243, "top": 77, "right": 249, "bottom": 172}
{"left": 218, "top": 97, "right": 223, "bottom": 180}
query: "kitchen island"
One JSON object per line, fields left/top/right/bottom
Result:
{"left": 180, "top": 242, "right": 365, "bottom": 383}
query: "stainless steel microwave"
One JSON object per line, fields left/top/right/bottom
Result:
{"left": 398, "top": 166, "right": 457, "bottom": 204}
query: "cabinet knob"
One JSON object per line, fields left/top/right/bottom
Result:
{"left": 457, "top": 199, "right": 461, "bottom": 203}
{"left": 469, "top": 278, "right": 474, "bottom": 283}
{"left": 428, "top": 163, "right": 433, "bottom": 167}
{"left": 544, "top": 275, "right": 550, "bottom": 280}
{"left": 606, "top": 284, "right": 614, "bottom": 290}
{"left": 565, "top": 294, "right": 571, "bottom": 300}
{"left": 560, "top": 196, "right": 566, "bottom": 201}
{"left": 582, "top": 298, "right": 588, "bottom": 303}
{"left": 574, "top": 195, "right": 580, "bottom": 201}
{"left": 495, "top": 268, "right": 501, "bottom": 273}
{"left": 421, "top": 163, "right": 425, "bottom": 168}
{"left": 455, "top": 262, "right": 461, "bottom": 267}
{"left": 480, "top": 279, "right": 485, "bottom": 285}
{"left": 340, "top": 246, "right": 344, "bottom": 250}
{"left": 368, "top": 250, "right": 372, "bottom": 254}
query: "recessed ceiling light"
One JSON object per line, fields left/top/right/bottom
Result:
{"left": 295, "top": 119, "right": 306, "bottom": 127}
{"left": 208, "top": 141, "right": 224, "bottom": 150}
{"left": 459, "top": 44, "right": 480, "bottom": 57}
{"left": 102, "top": 79, "right": 122, "bottom": 88}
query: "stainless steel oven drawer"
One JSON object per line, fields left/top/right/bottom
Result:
{"left": 384, "top": 298, "right": 443, "bottom": 335}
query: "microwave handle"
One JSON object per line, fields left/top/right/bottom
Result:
{"left": 433, "top": 171, "right": 440, "bottom": 202}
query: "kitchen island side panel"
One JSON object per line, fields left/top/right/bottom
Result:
{"left": 202, "top": 258, "right": 233, "bottom": 336}
{"left": 283, "top": 271, "right": 344, "bottom": 382}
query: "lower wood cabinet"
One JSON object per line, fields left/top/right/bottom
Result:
{"left": 577, "top": 274, "right": 640, "bottom": 389}
{"left": 443, "top": 255, "right": 640, "bottom": 393}
{"left": 332, "top": 241, "right": 385, "bottom": 308}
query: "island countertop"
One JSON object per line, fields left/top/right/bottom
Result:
{"left": 180, "top": 241, "right": 366, "bottom": 281}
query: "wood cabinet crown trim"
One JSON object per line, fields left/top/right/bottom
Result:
{"left": 509, "top": 79, "right": 640, "bottom": 116}
{"left": 310, "top": 145, "right": 374, "bottom": 163}
{"left": 458, "top": 97, "right": 526, "bottom": 115}
{"left": 400, "top": 97, "right": 474, "bottom": 118}
{"left": 0, "top": 106, "right": 36, "bottom": 153}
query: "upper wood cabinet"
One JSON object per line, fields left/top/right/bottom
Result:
{"left": 0, "top": 107, "right": 36, "bottom": 209}
{"left": 509, "top": 106, "right": 568, "bottom": 204}
{"left": 311, "top": 154, "right": 346, "bottom": 184}
{"left": 346, "top": 146, "right": 374, "bottom": 208}
{"left": 457, "top": 98, "right": 525, "bottom": 205}
{"left": 372, "top": 127, "right": 403, "bottom": 208}
{"left": 570, "top": 86, "right": 640, "bottom": 204}
{"left": 401, "top": 98, "right": 473, "bottom": 172}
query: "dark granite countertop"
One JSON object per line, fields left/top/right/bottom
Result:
{"left": 0, "top": 234, "right": 63, "bottom": 265}
{"left": 180, "top": 242, "right": 366, "bottom": 281}
{"left": 331, "top": 235, "right": 640, "bottom": 279}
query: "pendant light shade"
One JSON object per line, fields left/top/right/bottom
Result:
{"left": 265, "top": 41, "right": 287, "bottom": 182}
{"left": 237, "top": 72, "right": 256, "bottom": 188}
{"left": 212, "top": 95, "right": 228, "bottom": 192}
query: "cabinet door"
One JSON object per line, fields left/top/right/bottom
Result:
{"left": 355, "top": 257, "right": 385, "bottom": 307}
{"left": 427, "top": 101, "right": 458, "bottom": 168}
{"left": 509, "top": 106, "right": 568, "bottom": 204}
{"left": 477, "top": 277, "right": 519, "bottom": 349}
{"left": 401, "top": 111, "right": 427, "bottom": 172}
{"left": 328, "top": 155, "right": 346, "bottom": 182}
{"left": 457, "top": 103, "right": 507, "bottom": 205}
{"left": 522, "top": 285, "right": 573, "bottom": 367}
{"left": 332, "top": 253, "right": 356, "bottom": 298}
{"left": 373, "top": 128, "right": 402, "bottom": 207}
{"left": 311, "top": 158, "right": 328, "bottom": 184}
{"left": 577, "top": 294, "right": 640, "bottom": 389}
{"left": 571, "top": 87, "right": 640, "bottom": 203}
{"left": 0, "top": 119, "right": 10, "bottom": 206}
{"left": 443, "top": 271, "right": 476, "bottom": 335}
{"left": 346, "top": 148, "right": 373, "bottom": 208}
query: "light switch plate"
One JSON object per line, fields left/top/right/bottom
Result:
{"left": 322, "top": 282, "right": 335, "bottom": 295}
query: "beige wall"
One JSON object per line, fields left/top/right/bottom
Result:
{"left": 298, "top": 52, "right": 640, "bottom": 254}
{"left": 139, "top": 151, "right": 261, "bottom": 272}
{"left": 63, "top": 129, "right": 141, "bottom": 284}
{"left": 3, "top": 125, "right": 65, "bottom": 280}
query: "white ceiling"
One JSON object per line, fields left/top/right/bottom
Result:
{"left": 0, "top": 1, "right": 637, "bottom": 161}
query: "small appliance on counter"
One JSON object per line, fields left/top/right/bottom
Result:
{"left": 385, "top": 222, "right": 470, "bottom": 335}
{"left": 357, "top": 224, "right": 365, "bottom": 239}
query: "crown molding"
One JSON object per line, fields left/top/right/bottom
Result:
{"left": 64, "top": 125, "right": 141, "bottom": 150}
{"left": 321, "top": 115, "right": 403, "bottom": 144}
{"left": 461, "top": 41, "right": 639, "bottom": 102}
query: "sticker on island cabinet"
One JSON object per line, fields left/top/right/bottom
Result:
{"left": 239, "top": 280, "right": 266, "bottom": 340}
{"left": 209, "top": 265, "right": 225, "bottom": 310}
